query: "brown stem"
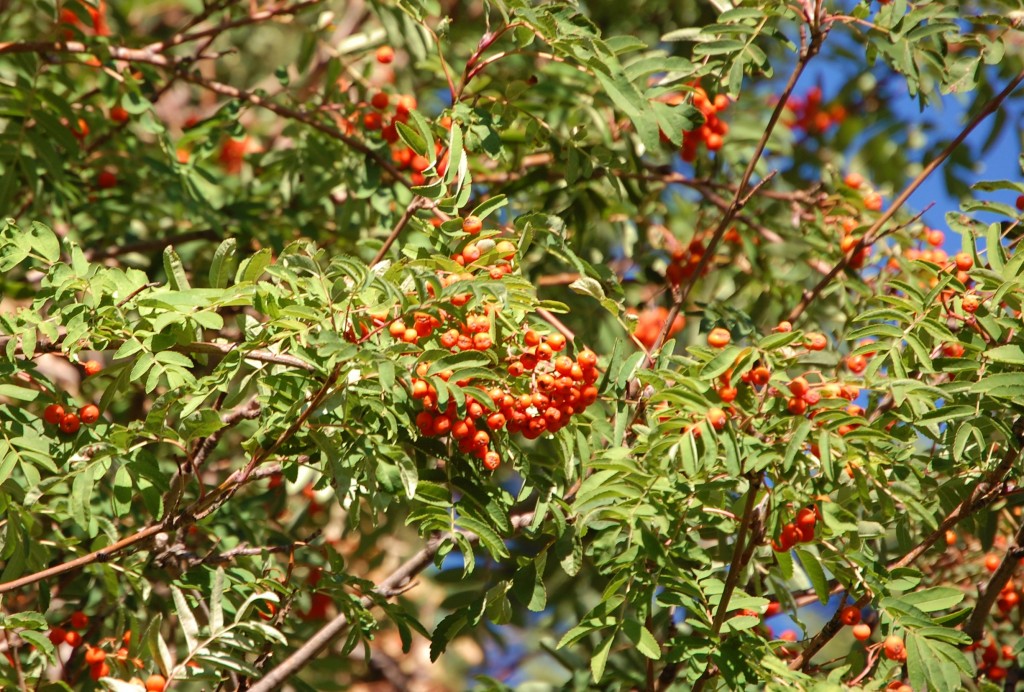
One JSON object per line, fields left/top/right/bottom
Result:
{"left": 246, "top": 511, "right": 537, "bottom": 691}
{"left": 964, "top": 515, "right": 1024, "bottom": 640}
{"left": 691, "top": 476, "right": 763, "bottom": 692}
{"left": 147, "top": 0, "right": 323, "bottom": 52}
{"left": 370, "top": 197, "right": 425, "bottom": 265}
{"left": 86, "top": 229, "right": 218, "bottom": 261}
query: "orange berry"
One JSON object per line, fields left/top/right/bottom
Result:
{"left": 852, "top": 623, "right": 871, "bottom": 641}
{"left": 145, "top": 675, "right": 167, "bottom": 692}
{"left": 82, "top": 359, "right": 102, "bottom": 375}
{"left": 85, "top": 646, "right": 106, "bottom": 664}
{"left": 839, "top": 606, "right": 861, "bottom": 626}
{"left": 844, "top": 172, "right": 864, "bottom": 189}
{"left": 707, "top": 327, "right": 731, "bottom": 348}
{"left": 89, "top": 661, "right": 111, "bottom": 680}
{"left": 795, "top": 507, "right": 817, "bottom": 532}
{"left": 804, "top": 333, "right": 827, "bottom": 351}
{"left": 462, "top": 215, "right": 483, "bottom": 235}
{"left": 846, "top": 354, "right": 867, "bottom": 374}
{"left": 577, "top": 349, "right": 598, "bottom": 368}
{"left": 71, "top": 117, "right": 89, "bottom": 140}
{"left": 883, "top": 635, "right": 906, "bottom": 661}
{"left": 59, "top": 412, "right": 81, "bottom": 434}
{"left": 79, "top": 404, "right": 100, "bottom": 425}
{"left": 985, "top": 553, "right": 1001, "bottom": 573}
{"left": 44, "top": 403, "right": 65, "bottom": 425}
{"left": 48, "top": 627, "right": 67, "bottom": 645}
{"left": 110, "top": 105, "right": 129, "bottom": 123}
{"left": 706, "top": 407, "right": 727, "bottom": 431}
{"left": 410, "top": 154, "right": 430, "bottom": 173}
{"left": 787, "top": 377, "right": 809, "bottom": 397}
{"left": 546, "top": 333, "right": 567, "bottom": 351}
{"left": 787, "top": 397, "right": 807, "bottom": 415}
{"left": 483, "top": 451, "right": 500, "bottom": 470}
{"left": 863, "top": 191, "right": 882, "bottom": 212}
{"left": 954, "top": 252, "right": 973, "bottom": 271}
{"left": 839, "top": 235, "right": 859, "bottom": 254}
{"left": 750, "top": 366, "right": 771, "bottom": 386}
{"left": 925, "top": 228, "right": 944, "bottom": 247}
{"left": 370, "top": 92, "right": 389, "bottom": 109}
{"left": 64, "top": 630, "right": 83, "bottom": 647}
{"left": 375, "top": 46, "right": 395, "bottom": 64}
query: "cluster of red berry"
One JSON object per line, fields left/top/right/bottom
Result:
{"left": 786, "top": 87, "right": 846, "bottom": 134}
{"left": 665, "top": 237, "right": 709, "bottom": 286}
{"left": 411, "top": 332, "right": 599, "bottom": 470}
{"left": 48, "top": 615, "right": 162, "bottom": 685}
{"left": 771, "top": 506, "right": 820, "bottom": 552}
{"left": 42, "top": 360, "right": 102, "bottom": 434}
{"left": 702, "top": 326, "right": 866, "bottom": 435}
{"left": 680, "top": 86, "right": 730, "bottom": 161}
{"left": 968, "top": 637, "right": 1014, "bottom": 681}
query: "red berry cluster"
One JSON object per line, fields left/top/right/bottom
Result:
{"left": 771, "top": 505, "right": 820, "bottom": 552}
{"left": 451, "top": 236, "right": 517, "bottom": 279}
{"left": 48, "top": 610, "right": 89, "bottom": 649}
{"left": 410, "top": 333, "right": 599, "bottom": 470}
{"left": 786, "top": 87, "right": 846, "bottom": 134}
{"left": 665, "top": 237, "right": 710, "bottom": 285}
{"left": 680, "top": 85, "right": 730, "bottom": 161}
{"left": 503, "top": 333, "right": 600, "bottom": 437}
{"left": 48, "top": 619, "right": 165, "bottom": 686}
{"left": 43, "top": 402, "right": 100, "bottom": 434}
{"left": 968, "top": 637, "right": 1014, "bottom": 681}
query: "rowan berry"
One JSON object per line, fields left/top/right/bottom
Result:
{"left": 954, "top": 252, "right": 973, "bottom": 271}
{"left": 707, "top": 327, "right": 731, "bottom": 348}
{"left": 59, "top": 413, "right": 81, "bottom": 434}
{"left": 706, "top": 407, "right": 727, "bottom": 430}
{"left": 79, "top": 404, "right": 100, "bottom": 425}
{"left": 839, "top": 606, "right": 861, "bottom": 626}
{"left": 462, "top": 215, "right": 482, "bottom": 235}
{"left": 44, "top": 403, "right": 65, "bottom": 425}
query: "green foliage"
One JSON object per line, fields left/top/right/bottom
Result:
{"left": 2, "top": 0, "right": 1024, "bottom": 689}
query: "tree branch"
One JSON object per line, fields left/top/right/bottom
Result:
{"left": 964, "top": 514, "right": 1024, "bottom": 641}
{"left": 245, "top": 511, "right": 537, "bottom": 691}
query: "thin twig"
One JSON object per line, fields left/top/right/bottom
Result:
{"left": 246, "top": 511, "right": 538, "bottom": 691}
